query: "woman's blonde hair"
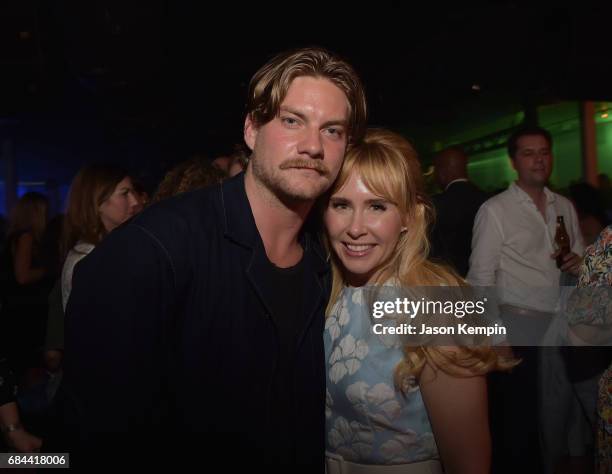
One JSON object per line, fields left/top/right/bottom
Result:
{"left": 325, "top": 128, "right": 515, "bottom": 392}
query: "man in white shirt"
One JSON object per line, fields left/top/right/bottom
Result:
{"left": 467, "top": 126, "right": 585, "bottom": 474}
{"left": 468, "top": 128, "right": 583, "bottom": 307}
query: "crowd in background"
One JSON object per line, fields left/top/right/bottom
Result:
{"left": 0, "top": 128, "right": 611, "bottom": 473}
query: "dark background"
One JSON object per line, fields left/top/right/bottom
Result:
{"left": 1, "top": 2, "right": 610, "bottom": 194}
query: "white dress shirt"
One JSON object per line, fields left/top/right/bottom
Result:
{"left": 467, "top": 182, "right": 584, "bottom": 312}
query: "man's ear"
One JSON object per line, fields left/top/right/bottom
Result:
{"left": 244, "top": 114, "right": 258, "bottom": 152}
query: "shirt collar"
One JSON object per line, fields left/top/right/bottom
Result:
{"left": 510, "top": 181, "right": 556, "bottom": 204}
{"left": 74, "top": 241, "right": 95, "bottom": 254}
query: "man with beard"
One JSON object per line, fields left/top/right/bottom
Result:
{"left": 50, "top": 48, "right": 366, "bottom": 471}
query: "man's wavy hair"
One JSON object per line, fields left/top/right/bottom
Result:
{"left": 246, "top": 47, "right": 367, "bottom": 144}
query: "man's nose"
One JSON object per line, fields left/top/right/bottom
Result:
{"left": 297, "top": 127, "right": 324, "bottom": 159}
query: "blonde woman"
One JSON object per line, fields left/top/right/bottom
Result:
{"left": 323, "top": 129, "right": 513, "bottom": 474}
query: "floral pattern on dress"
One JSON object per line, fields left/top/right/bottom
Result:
{"left": 328, "top": 416, "right": 375, "bottom": 460}
{"left": 329, "top": 334, "right": 369, "bottom": 384}
{"left": 325, "top": 286, "right": 439, "bottom": 465}
{"left": 567, "top": 226, "right": 612, "bottom": 328}
{"left": 573, "top": 226, "right": 612, "bottom": 474}
{"left": 579, "top": 226, "right": 612, "bottom": 288}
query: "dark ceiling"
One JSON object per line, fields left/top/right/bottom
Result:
{"left": 1, "top": 2, "right": 611, "bottom": 178}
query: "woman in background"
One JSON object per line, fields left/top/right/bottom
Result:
{"left": 44, "top": 164, "right": 140, "bottom": 389}
{"left": 60, "top": 164, "right": 140, "bottom": 310}
{"left": 0, "top": 192, "right": 52, "bottom": 377}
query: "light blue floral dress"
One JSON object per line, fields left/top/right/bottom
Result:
{"left": 324, "top": 286, "right": 439, "bottom": 465}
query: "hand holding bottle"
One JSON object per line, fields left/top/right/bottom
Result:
{"left": 550, "top": 249, "right": 582, "bottom": 276}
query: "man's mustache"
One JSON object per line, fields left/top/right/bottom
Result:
{"left": 280, "top": 159, "right": 328, "bottom": 175}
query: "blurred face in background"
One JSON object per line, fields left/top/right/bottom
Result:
{"left": 99, "top": 177, "right": 139, "bottom": 232}
{"left": 511, "top": 134, "right": 553, "bottom": 189}
{"left": 133, "top": 190, "right": 149, "bottom": 213}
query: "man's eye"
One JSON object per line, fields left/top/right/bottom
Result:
{"left": 281, "top": 117, "right": 299, "bottom": 126}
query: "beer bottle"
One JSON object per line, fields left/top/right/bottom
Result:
{"left": 554, "top": 215, "right": 570, "bottom": 268}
